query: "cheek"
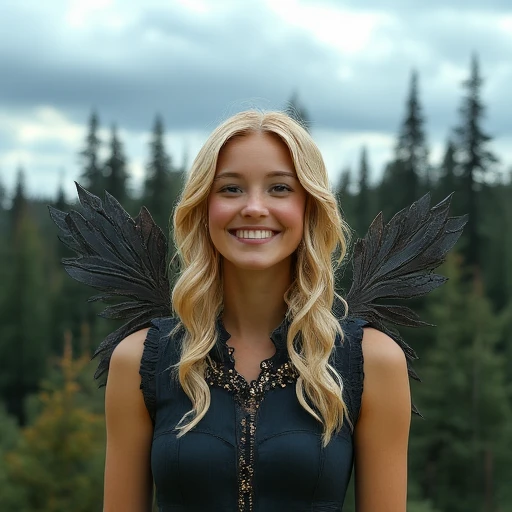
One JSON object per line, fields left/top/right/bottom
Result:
{"left": 279, "top": 198, "right": 306, "bottom": 233}
{"left": 207, "top": 197, "right": 235, "bottom": 227}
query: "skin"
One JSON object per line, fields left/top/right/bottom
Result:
{"left": 355, "top": 328, "right": 411, "bottom": 511}
{"left": 103, "top": 328, "right": 153, "bottom": 512}
{"left": 207, "top": 131, "right": 307, "bottom": 381}
{"left": 102, "top": 130, "right": 411, "bottom": 511}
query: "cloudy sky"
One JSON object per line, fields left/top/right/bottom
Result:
{"left": 1, "top": 0, "right": 511, "bottom": 200}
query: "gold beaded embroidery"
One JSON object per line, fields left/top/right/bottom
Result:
{"left": 205, "top": 354, "right": 298, "bottom": 512}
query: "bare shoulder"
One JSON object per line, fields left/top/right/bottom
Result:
{"left": 353, "top": 327, "right": 411, "bottom": 511}
{"left": 103, "top": 327, "right": 154, "bottom": 511}
{"left": 360, "top": 327, "right": 408, "bottom": 377}
{"left": 357, "top": 326, "right": 410, "bottom": 428}
{"left": 110, "top": 327, "right": 151, "bottom": 368}
{"left": 105, "top": 329, "right": 149, "bottom": 422}
{"left": 106, "top": 328, "right": 152, "bottom": 419}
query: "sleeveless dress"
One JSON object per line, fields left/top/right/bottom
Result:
{"left": 139, "top": 315, "right": 368, "bottom": 512}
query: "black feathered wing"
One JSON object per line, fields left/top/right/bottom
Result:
{"left": 50, "top": 185, "right": 466, "bottom": 402}
{"left": 48, "top": 182, "right": 171, "bottom": 386}
{"left": 342, "top": 193, "right": 467, "bottom": 414}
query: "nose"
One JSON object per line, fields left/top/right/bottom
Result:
{"left": 241, "top": 191, "right": 269, "bottom": 217}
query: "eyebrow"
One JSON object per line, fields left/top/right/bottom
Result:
{"left": 214, "top": 171, "right": 297, "bottom": 181}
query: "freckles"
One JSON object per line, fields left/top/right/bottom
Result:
{"left": 212, "top": 203, "right": 237, "bottom": 218}
{"left": 208, "top": 200, "right": 238, "bottom": 225}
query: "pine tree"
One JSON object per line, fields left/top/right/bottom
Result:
{"left": 454, "top": 54, "right": 498, "bottom": 268}
{"left": 144, "top": 115, "right": 173, "bottom": 233}
{"left": 285, "top": 92, "right": 311, "bottom": 132}
{"left": 78, "top": 110, "right": 103, "bottom": 197}
{"left": 377, "top": 72, "right": 429, "bottom": 220}
{"left": 335, "top": 166, "right": 354, "bottom": 225}
{"left": 409, "top": 255, "right": 512, "bottom": 512}
{"left": 355, "top": 146, "right": 370, "bottom": 236}
{"left": 0, "top": 403, "right": 26, "bottom": 510}
{"left": 437, "top": 140, "right": 458, "bottom": 200}
{"left": 334, "top": 167, "right": 355, "bottom": 293}
{"left": 0, "top": 172, "right": 6, "bottom": 210}
{"left": 0, "top": 181, "right": 49, "bottom": 425}
{"left": 10, "top": 167, "right": 27, "bottom": 238}
{"left": 103, "top": 124, "right": 129, "bottom": 204}
{"left": 48, "top": 184, "right": 75, "bottom": 357}
{"left": 477, "top": 181, "right": 512, "bottom": 310}
{"left": 54, "top": 183, "right": 67, "bottom": 213}
{"left": 395, "top": 70, "right": 429, "bottom": 202}
{"left": 2, "top": 335, "right": 105, "bottom": 512}
{"left": 0, "top": 173, "right": 7, "bottom": 256}
{"left": 377, "top": 160, "right": 405, "bottom": 220}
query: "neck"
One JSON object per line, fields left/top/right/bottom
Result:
{"left": 221, "top": 260, "right": 292, "bottom": 340}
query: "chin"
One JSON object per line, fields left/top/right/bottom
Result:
{"left": 229, "top": 260, "right": 279, "bottom": 271}
{"left": 223, "top": 255, "right": 292, "bottom": 272}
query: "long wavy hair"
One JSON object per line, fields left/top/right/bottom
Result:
{"left": 172, "top": 110, "right": 350, "bottom": 445}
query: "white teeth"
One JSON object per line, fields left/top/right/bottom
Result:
{"left": 235, "top": 230, "right": 274, "bottom": 239}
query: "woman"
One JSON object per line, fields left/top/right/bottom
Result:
{"left": 51, "top": 110, "right": 464, "bottom": 511}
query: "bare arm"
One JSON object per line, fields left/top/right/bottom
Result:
{"left": 354, "top": 327, "right": 411, "bottom": 512}
{"left": 103, "top": 328, "right": 154, "bottom": 512}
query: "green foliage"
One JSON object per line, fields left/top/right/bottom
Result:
{"left": 103, "top": 124, "right": 130, "bottom": 204}
{"left": 143, "top": 115, "right": 176, "bottom": 233}
{"left": 435, "top": 140, "right": 459, "bottom": 208}
{"left": 354, "top": 146, "right": 373, "bottom": 236}
{"left": 0, "top": 172, "right": 6, "bottom": 210}
{"left": 79, "top": 110, "right": 103, "bottom": 197}
{"left": 478, "top": 182, "right": 512, "bottom": 310}
{"left": 0, "top": 339, "right": 105, "bottom": 512}
{"left": 453, "top": 54, "right": 499, "bottom": 268}
{"left": 396, "top": 70, "right": 429, "bottom": 192}
{"left": 0, "top": 404, "right": 26, "bottom": 511}
{"left": 10, "top": 167, "right": 28, "bottom": 236}
{"left": 410, "top": 255, "right": 512, "bottom": 512}
{"left": 0, "top": 202, "right": 50, "bottom": 425}
{"left": 380, "top": 70, "right": 429, "bottom": 216}
{"left": 407, "top": 500, "right": 442, "bottom": 512}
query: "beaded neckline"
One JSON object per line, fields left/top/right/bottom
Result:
{"left": 210, "top": 314, "right": 291, "bottom": 370}
{"left": 205, "top": 313, "right": 298, "bottom": 512}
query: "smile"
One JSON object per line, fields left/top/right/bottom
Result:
{"left": 234, "top": 229, "right": 274, "bottom": 239}
{"left": 227, "top": 229, "right": 280, "bottom": 244}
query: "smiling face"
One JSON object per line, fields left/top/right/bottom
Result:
{"left": 207, "top": 131, "right": 307, "bottom": 273}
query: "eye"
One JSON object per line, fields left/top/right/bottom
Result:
{"left": 270, "top": 184, "right": 292, "bottom": 193}
{"left": 219, "top": 185, "right": 242, "bottom": 194}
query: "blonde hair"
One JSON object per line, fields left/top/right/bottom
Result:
{"left": 172, "top": 110, "right": 350, "bottom": 445}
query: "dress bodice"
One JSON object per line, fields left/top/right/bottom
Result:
{"left": 140, "top": 315, "right": 367, "bottom": 512}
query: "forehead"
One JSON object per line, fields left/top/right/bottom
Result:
{"left": 215, "top": 131, "right": 296, "bottom": 176}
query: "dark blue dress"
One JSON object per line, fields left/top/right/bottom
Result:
{"left": 139, "top": 315, "right": 367, "bottom": 512}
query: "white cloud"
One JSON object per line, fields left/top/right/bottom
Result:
{"left": 267, "top": 0, "right": 392, "bottom": 55}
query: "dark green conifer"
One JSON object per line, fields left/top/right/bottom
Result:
{"left": 104, "top": 124, "right": 129, "bottom": 204}
{"left": 454, "top": 54, "right": 498, "bottom": 268}
{"left": 78, "top": 110, "right": 103, "bottom": 197}
{"left": 143, "top": 115, "right": 173, "bottom": 233}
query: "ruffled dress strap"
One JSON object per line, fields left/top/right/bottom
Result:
{"left": 139, "top": 316, "right": 180, "bottom": 423}
{"left": 333, "top": 316, "right": 369, "bottom": 427}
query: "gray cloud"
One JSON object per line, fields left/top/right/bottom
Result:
{"left": 0, "top": 0, "right": 510, "bottom": 195}
{"left": 1, "top": 2, "right": 347, "bottom": 131}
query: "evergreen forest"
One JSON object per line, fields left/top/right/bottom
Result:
{"left": 0, "top": 55, "right": 511, "bottom": 512}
